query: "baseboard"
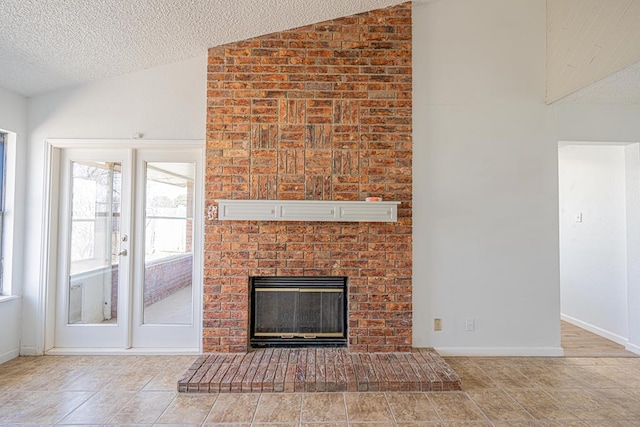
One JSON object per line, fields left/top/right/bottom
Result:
{"left": 561, "top": 313, "right": 629, "bottom": 346}
{"left": 19, "top": 346, "right": 40, "bottom": 356}
{"left": 434, "top": 347, "right": 565, "bottom": 357}
{"left": 0, "top": 347, "right": 20, "bottom": 364}
{"left": 45, "top": 347, "right": 200, "bottom": 356}
{"left": 625, "top": 342, "right": 640, "bottom": 356}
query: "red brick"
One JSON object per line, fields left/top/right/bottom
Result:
{"left": 204, "top": 2, "right": 412, "bottom": 353}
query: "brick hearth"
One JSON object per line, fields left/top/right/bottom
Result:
{"left": 179, "top": 348, "right": 461, "bottom": 393}
{"left": 204, "top": 3, "right": 413, "bottom": 353}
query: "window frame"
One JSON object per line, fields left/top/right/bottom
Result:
{"left": 0, "top": 129, "right": 16, "bottom": 297}
{"left": 0, "top": 132, "right": 6, "bottom": 294}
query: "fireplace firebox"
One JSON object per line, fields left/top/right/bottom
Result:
{"left": 250, "top": 276, "right": 347, "bottom": 348}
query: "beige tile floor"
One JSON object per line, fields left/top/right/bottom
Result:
{"left": 561, "top": 321, "right": 639, "bottom": 358}
{"left": 1, "top": 330, "right": 640, "bottom": 426}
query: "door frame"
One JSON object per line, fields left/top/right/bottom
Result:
{"left": 41, "top": 139, "right": 205, "bottom": 355}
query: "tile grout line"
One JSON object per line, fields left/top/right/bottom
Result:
{"left": 382, "top": 391, "right": 397, "bottom": 426}
{"left": 250, "top": 392, "right": 263, "bottom": 426}
{"left": 424, "top": 390, "right": 446, "bottom": 425}
{"left": 200, "top": 389, "right": 220, "bottom": 425}
{"left": 54, "top": 390, "right": 100, "bottom": 425}
{"left": 154, "top": 392, "right": 178, "bottom": 425}
{"left": 342, "top": 391, "right": 349, "bottom": 426}
{"left": 496, "top": 384, "right": 540, "bottom": 423}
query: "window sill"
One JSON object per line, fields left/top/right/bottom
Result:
{"left": 0, "top": 295, "right": 20, "bottom": 304}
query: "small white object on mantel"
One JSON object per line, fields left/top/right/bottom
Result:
{"left": 215, "top": 199, "right": 400, "bottom": 222}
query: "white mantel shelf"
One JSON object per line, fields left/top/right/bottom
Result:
{"left": 216, "top": 199, "right": 400, "bottom": 222}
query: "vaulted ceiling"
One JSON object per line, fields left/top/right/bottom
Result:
{"left": 0, "top": 0, "right": 406, "bottom": 97}
{"left": 1, "top": 0, "right": 639, "bottom": 103}
{"left": 547, "top": 0, "right": 640, "bottom": 103}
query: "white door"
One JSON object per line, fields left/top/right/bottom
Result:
{"left": 131, "top": 149, "right": 202, "bottom": 349}
{"left": 54, "top": 147, "right": 202, "bottom": 351}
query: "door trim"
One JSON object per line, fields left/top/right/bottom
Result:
{"left": 41, "top": 139, "right": 204, "bottom": 355}
{"left": 45, "top": 139, "right": 205, "bottom": 149}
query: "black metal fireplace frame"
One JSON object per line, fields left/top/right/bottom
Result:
{"left": 249, "top": 276, "right": 348, "bottom": 348}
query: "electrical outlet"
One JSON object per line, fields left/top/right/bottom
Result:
{"left": 434, "top": 318, "right": 442, "bottom": 331}
{"left": 465, "top": 318, "right": 475, "bottom": 331}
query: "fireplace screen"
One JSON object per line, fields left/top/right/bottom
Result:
{"left": 250, "top": 276, "right": 347, "bottom": 347}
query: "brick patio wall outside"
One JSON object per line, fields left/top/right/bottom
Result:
{"left": 204, "top": 2, "right": 412, "bottom": 353}
{"left": 109, "top": 254, "right": 193, "bottom": 318}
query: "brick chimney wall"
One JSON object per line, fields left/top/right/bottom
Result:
{"left": 204, "top": 2, "right": 412, "bottom": 353}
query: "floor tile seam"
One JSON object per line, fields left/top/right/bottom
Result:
{"left": 461, "top": 360, "right": 494, "bottom": 382}
{"left": 382, "top": 389, "right": 400, "bottom": 424}
{"left": 146, "top": 390, "right": 180, "bottom": 425}
{"left": 295, "top": 392, "right": 304, "bottom": 424}
{"left": 503, "top": 387, "right": 567, "bottom": 419}
{"left": 424, "top": 390, "right": 474, "bottom": 424}
{"left": 107, "top": 390, "right": 176, "bottom": 425}
{"left": 465, "top": 387, "right": 529, "bottom": 422}
{"left": 77, "top": 389, "right": 139, "bottom": 426}
{"left": 127, "top": 369, "right": 159, "bottom": 393}
{"left": 493, "top": 385, "right": 539, "bottom": 421}
{"left": 247, "top": 392, "right": 262, "bottom": 425}
{"left": 461, "top": 390, "right": 491, "bottom": 423}
{"left": 342, "top": 391, "right": 350, "bottom": 425}
{"left": 385, "top": 390, "right": 443, "bottom": 424}
{"left": 209, "top": 392, "right": 232, "bottom": 424}
{"left": 50, "top": 390, "right": 100, "bottom": 425}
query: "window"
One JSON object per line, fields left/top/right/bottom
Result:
{"left": 69, "top": 161, "right": 122, "bottom": 275}
{"left": 0, "top": 132, "right": 6, "bottom": 294}
{"left": 144, "top": 162, "right": 194, "bottom": 262}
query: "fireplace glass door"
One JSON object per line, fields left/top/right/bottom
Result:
{"left": 250, "top": 277, "right": 347, "bottom": 347}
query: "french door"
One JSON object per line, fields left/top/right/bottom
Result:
{"left": 53, "top": 146, "right": 202, "bottom": 351}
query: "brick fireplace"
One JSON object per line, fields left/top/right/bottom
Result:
{"left": 204, "top": 2, "right": 412, "bottom": 353}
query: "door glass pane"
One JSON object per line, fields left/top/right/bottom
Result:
{"left": 143, "top": 162, "right": 194, "bottom": 324}
{"left": 68, "top": 161, "right": 121, "bottom": 325}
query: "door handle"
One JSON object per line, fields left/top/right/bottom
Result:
{"left": 117, "top": 249, "right": 128, "bottom": 256}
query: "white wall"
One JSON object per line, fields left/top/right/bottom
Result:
{"left": 0, "top": 85, "right": 28, "bottom": 362}
{"left": 558, "top": 145, "right": 629, "bottom": 342}
{"left": 413, "top": 0, "right": 562, "bottom": 355}
{"left": 0, "top": 297, "right": 21, "bottom": 363}
{"left": 22, "top": 56, "right": 206, "bottom": 354}
{"left": 625, "top": 144, "right": 640, "bottom": 354}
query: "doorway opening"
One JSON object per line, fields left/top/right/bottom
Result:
{"left": 558, "top": 142, "right": 639, "bottom": 357}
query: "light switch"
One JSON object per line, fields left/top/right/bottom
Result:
{"left": 575, "top": 213, "right": 583, "bottom": 223}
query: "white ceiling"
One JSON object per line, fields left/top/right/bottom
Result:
{"left": 556, "top": 60, "right": 640, "bottom": 104}
{"left": 546, "top": 0, "right": 640, "bottom": 104}
{"left": 2, "top": 0, "right": 638, "bottom": 103}
{"left": 0, "top": 0, "right": 406, "bottom": 97}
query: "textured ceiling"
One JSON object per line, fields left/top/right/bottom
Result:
{"left": 0, "top": 0, "right": 406, "bottom": 97}
{"left": 556, "top": 60, "right": 640, "bottom": 104}
{"left": 546, "top": 0, "right": 640, "bottom": 104}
